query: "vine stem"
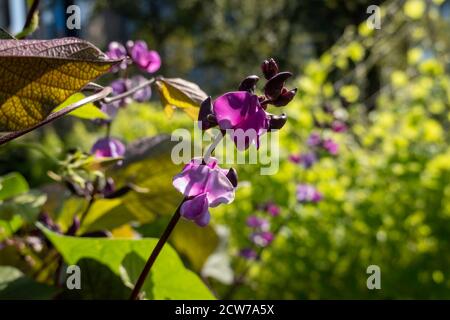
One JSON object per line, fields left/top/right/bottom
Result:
{"left": 129, "top": 131, "right": 225, "bottom": 300}
{"left": 129, "top": 203, "right": 182, "bottom": 300}
{"left": 23, "top": 0, "right": 40, "bottom": 31}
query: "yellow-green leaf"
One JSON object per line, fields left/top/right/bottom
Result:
{"left": 156, "top": 77, "right": 207, "bottom": 120}
{"left": 52, "top": 93, "right": 109, "bottom": 120}
{"left": 0, "top": 38, "right": 119, "bottom": 131}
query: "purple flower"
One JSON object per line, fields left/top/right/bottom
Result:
{"left": 296, "top": 184, "right": 322, "bottom": 203}
{"left": 91, "top": 137, "right": 126, "bottom": 158}
{"left": 331, "top": 121, "right": 347, "bottom": 133}
{"left": 106, "top": 41, "right": 128, "bottom": 72}
{"left": 250, "top": 231, "right": 274, "bottom": 247}
{"left": 130, "top": 75, "right": 152, "bottom": 102}
{"left": 239, "top": 248, "right": 258, "bottom": 260}
{"left": 246, "top": 215, "right": 270, "bottom": 230}
{"left": 265, "top": 202, "right": 281, "bottom": 217}
{"left": 288, "top": 154, "right": 301, "bottom": 164}
{"left": 173, "top": 157, "right": 237, "bottom": 227}
{"left": 307, "top": 132, "right": 322, "bottom": 147}
{"left": 322, "top": 138, "right": 339, "bottom": 155}
{"left": 127, "top": 40, "right": 161, "bottom": 74}
{"left": 213, "top": 91, "right": 269, "bottom": 150}
{"left": 299, "top": 152, "right": 317, "bottom": 169}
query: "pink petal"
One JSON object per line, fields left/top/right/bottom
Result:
{"left": 213, "top": 91, "right": 259, "bottom": 129}
{"left": 172, "top": 162, "right": 210, "bottom": 197}
{"left": 205, "top": 170, "right": 235, "bottom": 207}
{"left": 180, "top": 193, "right": 209, "bottom": 220}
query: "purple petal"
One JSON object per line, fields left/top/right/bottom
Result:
{"left": 194, "top": 210, "right": 211, "bottom": 227}
{"left": 213, "top": 91, "right": 259, "bottom": 129}
{"left": 204, "top": 169, "right": 235, "bottom": 207}
{"left": 129, "top": 40, "right": 161, "bottom": 74}
{"left": 91, "top": 138, "right": 126, "bottom": 158}
{"left": 180, "top": 193, "right": 209, "bottom": 220}
{"left": 172, "top": 161, "right": 210, "bottom": 197}
{"left": 130, "top": 75, "right": 152, "bottom": 102}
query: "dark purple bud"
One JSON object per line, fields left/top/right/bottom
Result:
{"left": 198, "top": 97, "right": 217, "bottom": 130}
{"left": 38, "top": 212, "right": 61, "bottom": 233}
{"left": 268, "top": 113, "right": 288, "bottom": 131}
{"left": 103, "top": 177, "right": 115, "bottom": 196}
{"left": 261, "top": 58, "right": 279, "bottom": 80}
{"left": 270, "top": 88, "right": 297, "bottom": 107}
{"left": 238, "top": 75, "right": 259, "bottom": 92}
{"left": 263, "top": 71, "right": 292, "bottom": 100}
{"left": 66, "top": 216, "right": 80, "bottom": 236}
{"left": 226, "top": 168, "right": 238, "bottom": 187}
{"left": 65, "top": 181, "right": 85, "bottom": 197}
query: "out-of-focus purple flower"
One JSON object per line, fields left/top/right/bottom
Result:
{"left": 91, "top": 137, "right": 126, "bottom": 158}
{"left": 265, "top": 202, "right": 281, "bottom": 217}
{"left": 110, "top": 78, "right": 132, "bottom": 107}
{"left": 307, "top": 132, "right": 322, "bottom": 147}
{"left": 322, "top": 138, "right": 339, "bottom": 155}
{"left": 296, "top": 184, "right": 322, "bottom": 203}
{"left": 173, "top": 157, "right": 236, "bottom": 227}
{"left": 106, "top": 41, "right": 128, "bottom": 72}
{"left": 213, "top": 91, "right": 269, "bottom": 150}
{"left": 239, "top": 248, "right": 258, "bottom": 260}
{"left": 127, "top": 40, "right": 161, "bottom": 74}
{"left": 246, "top": 215, "right": 270, "bottom": 230}
{"left": 288, "top": 153, "right": 301, "bottom": 164}
{"left": 331, "top": 121, "right": 347, "bottom": 133}
{"left": 130, "top": 75, "right": 152, "bottom": 102}
{"left": 299, "top": 152, "right": 317, "bottom": 169}
{"left": 250, "top": 231, "right": 274, "bottom": 247}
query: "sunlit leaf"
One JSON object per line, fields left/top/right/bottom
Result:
{"left": 0, "top": 266, "right": 57, "bottom": 299}
{"left": 155, "top": 77, "right": 207, "bottom": 120}
{"left": 52, "top": 93, "right": 109, "bottom": 120}
{"left": 38, "top": 223, "right": 215, "bottom": 299}
{"left": 111, "top": 135, "right": 183, "bottom": 223}
{"left": 0, "top": 172, "right": 29, "bottom": 201}
{"left": 0, "top": 38, "right": 119, "bottom": 131}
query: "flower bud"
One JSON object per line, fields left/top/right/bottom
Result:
{"left": 238, "top": 75, "right": 259, "bottom": 92}
{"left": 270, "top": 88, "right": 297, "bottom": 107}
{"left": 268, "top": 113, "right": 287, "bottom": 131}
{"left": 261, "top": 58, "right": 279, "bottom": 80}
{"left": 226, "top": 167, "right": 238, "bottom": 187}
{"left": 198, "top": 97, "right": 217, "bottom": 130}
{"left": 263, "top": 71, "right": 292, "bottom": 100}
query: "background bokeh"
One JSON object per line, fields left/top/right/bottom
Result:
{"left": 1, "top": 0, "right": 450, "bottom": 299}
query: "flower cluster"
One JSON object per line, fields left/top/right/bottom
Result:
{"left": 106, "top": 40, "right": 161, "bottom": 74}
{"left": 198, "top": 58, "right": 297, "bottom": 150}
{"left": 172, "top": 58, "right": 294, "bottom": 227}
{"left": 296, "top": 184, "right": 323, "bottom": 203}
{"left": 172, "top": 158, "right": 238, "bottom": 227}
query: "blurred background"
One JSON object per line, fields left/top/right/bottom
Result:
{"left": 1, "top": 0, "right": 450, "bottom": 299}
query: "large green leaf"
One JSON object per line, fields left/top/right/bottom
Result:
{"left": 0, "top": 172, "right": 29, "bottom": 201}
{"left": 0, "top": 266, "right": 57, "bottom": 299}
{"left": 38, "top": 223, "right": 215, "bottom": 300}
{"left": 0, "top": 38, "right": 119, "bottom": 131}
{"left": 111, "top": 135, "right": 183, "bottom": 223}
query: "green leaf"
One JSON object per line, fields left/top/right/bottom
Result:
{"left": 0, "top": 172, "right": 29, "bottom": 201}
{"left": 0, "top": 266, "right": 57, "bottom": 299}
{"left": 112, "top": 135, "right": 183, "bottom": 223}
{"left": 0, "top": 38, "right": 119, "bottom": 131}
{"left": 0, "top": 190, "right": 47, "bottom": 223}
{"left": 52, "top": 93, "right": 109, "bottom": 120}
{"left": 155, "top": 77, "right": 207, "bottom": 119}
{"left": 38, "top": 223, "right": 215, "bottom": 300}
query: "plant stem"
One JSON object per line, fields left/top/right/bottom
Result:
{"left": 23, "top": 0, "right": 40, "bottom": 31}
{"left": 129, "top": 202, "right": 183, "bottom": 300}
{"left": 130, "top": 132, "right": 226, "bottom": 300}
{"left": 103, "top": 78, "right": 156, "bottom": 104}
